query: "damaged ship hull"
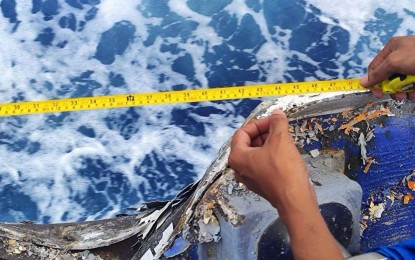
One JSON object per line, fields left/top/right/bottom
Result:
{"left": 0, "top": 92, "right": 414, "bottom": 259}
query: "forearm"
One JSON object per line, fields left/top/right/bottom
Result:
{"left": 229, "top": 109, "right": 345, "bottom": 259}
{"left": 273, "top": 185, "right": 345, "bottom": 260}
{"left": 286, "top": 209, "right": 344, "bottom": 260}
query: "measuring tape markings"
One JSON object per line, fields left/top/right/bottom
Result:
{"left": 0, "top": 78, "right": 365, "bottom": 117}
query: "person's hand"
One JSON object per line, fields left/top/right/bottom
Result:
{"left": 228, "top": 109, "right": 316, "bottom": 220}
{"left": 360, "top": 35, "right": 415, "bottom": 100}
{"left": 228, "top": 109, "right": 344, "bottom": 260}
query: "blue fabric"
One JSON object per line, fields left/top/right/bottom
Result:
{"left": 369, "top": 238, "right": 415, "bottom": 260}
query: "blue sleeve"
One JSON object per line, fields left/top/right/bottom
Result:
{"left": 368, "top": 238, "right": 415, "bottom": 260}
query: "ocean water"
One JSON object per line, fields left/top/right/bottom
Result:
{"left": 0, "top": 0, "right": 414, "bottom": 224}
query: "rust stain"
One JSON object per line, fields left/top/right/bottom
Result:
{"left": 339, "top": 107, "right": 392, "bottom": 134}
{"left": 203, "top": 202, "right": 215, "bottom": 224}
{"left": 315, "top": 122, "right": 324, "bottom": 134}
{"left": 341, "top": 110, "right": 353, "bottom": 119}
{"left": 363, "top": 158, "right": 374, "bottom": 173}
{"left": 190, "top": 170, "right": 245, "bottom": 231}
{"left": 404, "top": 193, "right": 413, "bottom": 204}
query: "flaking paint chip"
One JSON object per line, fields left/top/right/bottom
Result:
{"left": 408, "top": 180, "right": 415, "bottom": 190}
{"left": 404, "top": 193, "right": 413, "bottom": 204}
{"left": 310, "top": 149, "right": 320, "bottom": 158}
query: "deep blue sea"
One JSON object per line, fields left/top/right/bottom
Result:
{"left": 0, "top": 0, "right": 413, "bottom": 224}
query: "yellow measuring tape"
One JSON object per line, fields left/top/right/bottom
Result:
{"left": 0, "top": 78, "right": 367, "bottom": 117}
{"left": 2, "top": 74, "right": 415, "bottom": 117}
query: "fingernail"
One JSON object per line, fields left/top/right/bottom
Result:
{"left": 371, "top": 89, "right": 383, "bottom": 98}
{"left": 360, "top": 73, "right": 369, "bottom": 87}
{"left": 395, "top": 92, "right": 407, "bottom": 101}
{"left": 272, "top": 109, "right": 285, "bottom": 115}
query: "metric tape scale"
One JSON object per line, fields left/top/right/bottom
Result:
{"left": 0, "top": 75, "right": 413, "bottom": 117}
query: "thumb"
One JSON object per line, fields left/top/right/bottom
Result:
{"left": 267, "top": 109, "right": 290, "bottom": 142}
{"left": 264, "top": 109, "right": 292, "bottom": 149}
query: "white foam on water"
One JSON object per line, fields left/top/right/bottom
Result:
{"left": 0, "top": 0, "right": 413, "bottom": 223}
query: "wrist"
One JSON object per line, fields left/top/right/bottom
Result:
{"left": 270, "top": 183, "right": 320, "bottom": 224}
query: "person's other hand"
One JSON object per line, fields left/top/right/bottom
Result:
{"left": 360, "top": 35, "right": 415, "bottom": 100}
{"left": 228, "top": 109, "right": 316, "bottom": 221}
